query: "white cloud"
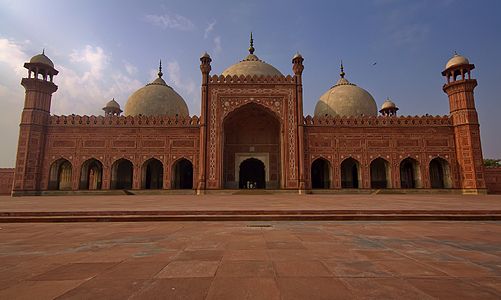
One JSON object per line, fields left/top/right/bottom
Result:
{"left": 52, "top": 45, "right": 142, "bottom": 115}
{"left": 0, "top": 38, "right": 29, "bottom": 78}
{"left": 204, "top": 20, "right": 216, "bottom": 39}
{"left": 124, "top": 61, "right": 138, "bottom": 75}
{"left": 165, "top": 60, "right": 198, "bottom": 110}
{"left": 213, "top": 36, "right": 222, "bottom": 54}
{"left": 145, "top": 13, "right": 195, "bottom": 31}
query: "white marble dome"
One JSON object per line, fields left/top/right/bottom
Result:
{"left": 124, "top": 68, "right": 189, "bottom": 117}
{"left": 314, "top": 70, "right": 377, "bottom": 117}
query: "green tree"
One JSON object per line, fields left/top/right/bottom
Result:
{"left": 484, "top": 159, "right": 501, "bottom": 167}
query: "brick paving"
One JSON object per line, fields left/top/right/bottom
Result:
{"left": 0, "top": 220, "right": 500, "bottom": 299}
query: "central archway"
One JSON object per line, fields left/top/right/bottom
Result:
{"left": 239, "top": 158, "right": 266, "bottom": 189}
{"left": 223, "top": 103, "right": 280, "bottom": 189}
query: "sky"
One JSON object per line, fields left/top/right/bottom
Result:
{"left": 0, "top": 0, "right": 500, "bottom": 167}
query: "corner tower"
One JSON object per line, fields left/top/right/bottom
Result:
{"left": 12, "top": 51, "right": 58, "bottom": 195}
{"left": 442, "top": 53, "right": 486, "bottom": 194}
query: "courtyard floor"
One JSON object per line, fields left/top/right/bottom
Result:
{"left": 0, "top": 194, "right": 500, "bottom": 299}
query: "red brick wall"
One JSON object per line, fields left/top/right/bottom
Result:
{"left": 0, "top": 168, "right": 14, "bottom": 194}
{"left": 38, "top": 115, "right": 200, "bottom": 191}
{"left": 304, "top": 115, "right": 457, "bottom": 189}
{"left": 485, "top": 167, "right": 501, "bottom": 194}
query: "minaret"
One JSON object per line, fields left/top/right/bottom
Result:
{"left": 198, "top": 52, "right": 212, "bottom": 193}
{"left": 442, "top": 53, "right": 486, "bottom": 194}
{"left": 292, "top": 52, "right": 306, "bottom": 192}
{"left": 12, "top": 50, "right": 58, "bottom": 195}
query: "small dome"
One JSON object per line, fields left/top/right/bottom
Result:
{"left": 104, "top": 98, "right": 121, "bottom": 109}
{"left": 293, "top": 52, "right": 302, "bottom": 59}
{"left": 445, "top": 53, "right": 469, "bottom": 69}
{"left": 29, "top": 51, "right": 54, "bottom": 68}
{"left": 381, "top": 98, "right": 397, "bottom": 110}
{"left": 124, "top": 66, "right": 189, "bottom": 117}
{"left": 314, "top": 66, "right": 377, "bottom": 117}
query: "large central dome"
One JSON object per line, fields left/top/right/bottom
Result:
{"left": 314, "top": 65, "right": 377, "bottom": 117}
{"left": 221, "top": 33, "right": 282, "bottom": 77}
{"left": 124, "top": 63, "right": 189, "bottom": 117}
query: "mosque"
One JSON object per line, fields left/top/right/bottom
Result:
{"left": 4, "top": 35, "right": 501, "bottom": 195}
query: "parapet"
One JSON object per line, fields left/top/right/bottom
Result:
{"left": 49, "top": 114, "right": 200, "bottom": 127}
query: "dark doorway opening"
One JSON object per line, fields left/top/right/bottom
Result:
{"left": 311, "top": 158, "right": 330, "bottom": 189}
{"left": 111, "top": 159, "right": 133, "bottom": 189}
{"left": 400, "top": 158, "right": 420, "bottom": 188}
{"left": 370, "top": 158, "right": 389, "bottom": 189}
{"left": 172, "top": 159, "right": 193, "bottom": 189}
{"left": 429, "top": 158, "right": 450, "bottom": 188}
{"left": 239, "top": 158, "right": 266, "bottom": 189}
{"left": 341, "top": 158, "right": 360, "bottom": 188}
{"left": 79, "top": 158, "right": 103, "bottom": 190}
{"left": 142, "top": 159, "right": 163, "bottom": 189}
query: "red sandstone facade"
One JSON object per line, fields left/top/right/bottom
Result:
{"left": 8, "top": 50, "right": 496, "bottom": 195}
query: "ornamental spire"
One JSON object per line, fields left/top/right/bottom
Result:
{"left": 248, "top": 32, "right": 255, "bottom": 54}
{"left": 158, "top": 59, "right": 163, "bottom": 78}
{"left": 340, "top": 60, "right": 345, "bottom": 78}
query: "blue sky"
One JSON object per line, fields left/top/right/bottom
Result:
{"left": 0, "top": 0, "right": 500, "bottom": 167}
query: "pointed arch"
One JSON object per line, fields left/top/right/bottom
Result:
{"left": 142, "top": 158, "right": 164, "bottom": 189}
{"left": 111, "top": 158, "right": 133, "bottom": 189}
{"left": 48, "top": 158, "right": 72, "bottom": 190}
{"left": 370, "top": 157, "right": 391, "bottom": 188}
{"left": 79, "top": 158, "right": 103, "bottom": 190}
{"left": 400, "top": 157, "right": 422, "bottom": 188}
{"left": 341, "top": 157, "right": 361, "bottom": 188}
{"left": 311, "top": 157, "right": 331, "bottom": 189}
{"left": 429, "top": 157, "right": 452, "bottom": 188}
{"left": 172, "top": 158, "right": 193, "bottom": 189}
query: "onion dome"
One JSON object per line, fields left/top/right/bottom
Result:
{"left": 124, "top": 60, "right": 189, "bottom": 117}
{"left": 379, "top": 97, "right": 399, "bottom": 116}
{"left": 314, "top": 63, "right": 377, "bottom": 117}
{"left": 221, "top": 33, "right": 282, "bottom": 77}
{"left": 29, "top": 49, "right": 54, "bottom": 67}
{"left": 103, "top": 98, "right": 122, "bottom": 116}
{"left": 445, "top": 52, "right": 469, "bottom": 70}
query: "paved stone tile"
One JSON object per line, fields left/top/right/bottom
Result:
{"left": 273, "top": 260, "right": 332, "bottom": 277}
{"left": 266, "top": 241, "right": 306, "bottom": 249}
{"left": 324, "top": 260, "right": 393, "bottom": 278}
{"left": 421, "top": 261, "right": 499, "bottom": 277}
{"left": 54, "top": 278, "right": 149, "bottom": 300}
{"left": 130, "top": 278, "right": 212, "bottom": 300}
{"left": 268, "top": 249, "right": 313, "bottom": 261}
{"left": 206, "top": 277, "right": 280, "bottom": 300}
{"left": 0, "top": 280, "right": 85, "bottom": 300}
{"left": 340, "top": 277, "right": 434, "bottom": 299}
{"left": 406, "top": 278, "right": 500, "bottom": 299}
{"left": 173, "top": 250, "right": 224, "bottom": 261}
{"left": 216, "top": 260, "right": 274, "bottom": 277}
{"left": 1, "top": 219, "right": 501, "bottom": 298}
{"left": 31, "top": 262, "right": 119, "bottom": 281}
{"left": 155, "top": 260, "right": 219, "bottom": 278}
{"left": 222, "top": 249, "right": 269, "bottom": 260}
{"left": 277, "top": 277, "right": 353, "bottom": 300}
{"left": 374, "top": 260, "right": 448, "bottom": 277}
{"left": 98, "top": 261, "right": 168, "bottom": 279}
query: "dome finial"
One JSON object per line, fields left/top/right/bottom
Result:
{"left": 340, "top": 60, "right": 345, "bottom": 78}
{"left": 248, "top": 32, "right": 255, "bottom": 54}
{"left": 42, "top": 48, "right": 45, "bottom": 55}
{"left": 158, "top": 59, "right": 163, "bottom": 78}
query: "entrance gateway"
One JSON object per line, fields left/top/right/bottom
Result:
{"left": 235, "top": 154, "right": 268, "bottom": 189}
